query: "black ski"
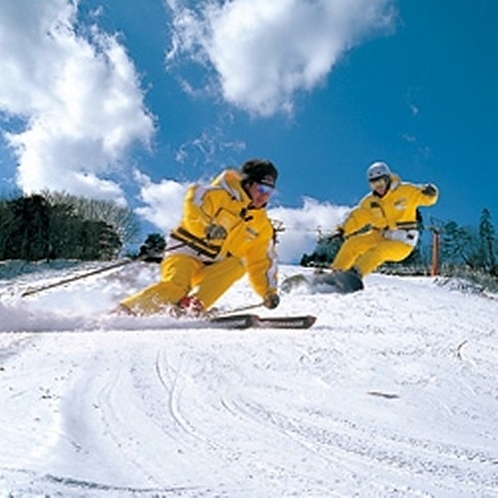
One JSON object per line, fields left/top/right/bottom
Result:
{"left": 312, "top": 270, "right": 364, "bottom": 293}
{"left": 255, "top": 315, "right": 316, "bottom": 329}
{"left": 209, "top": 314, "right": 316, "bottom": 329}
{"left": 281, "top": 270, "right": 363, "bottom": 294}
{"left": 208, "top": 314, "right": 259, "bottom": 329}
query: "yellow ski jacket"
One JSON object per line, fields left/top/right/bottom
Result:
{"left": 170, "top": 169, "right": 278, "bottom": 298}
{"left": 342, "top": 174, "right": 439, "bottom": 237}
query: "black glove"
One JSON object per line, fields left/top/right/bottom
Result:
{"left": 332, "top": 227, "right": 345, "bottom": 242}
{"left": 421, "top": 184, "right": 437, "bottom": 197}
{"left": 263, "top": 292, "right": 280, "bottom": 309}
{"left": 205, "top": 223, "right": 228, "bottom": 240}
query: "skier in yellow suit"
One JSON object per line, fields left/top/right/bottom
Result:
{"left": 119, "top": 159, "right": 280, "bottom": 315}
{"left": 330, "top": 161, "right": 438, "bottom": 289}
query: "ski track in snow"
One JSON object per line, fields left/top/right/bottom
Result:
{"left": 0, "top": 262, "right": 497, "bottom": 497}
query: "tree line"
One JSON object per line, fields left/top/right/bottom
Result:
{"left": 2, "top": 190, "right": 496, "bottom": 282}
{"left": 0, "top": 192, "right": 140, "bottom": 261}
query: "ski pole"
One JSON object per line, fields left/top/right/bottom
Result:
{"left": 217, "top": 301, "right": 265, "bottom": 316}
{"left": 20, "top": 258, "right": 137, "bottom": 297}
{"left": 21, "top": 241, "right": 187, "bottom": 298}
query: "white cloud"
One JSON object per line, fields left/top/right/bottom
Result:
{"left": 166, "top": 0, "right": 396, "bottom": 116}
{"left": 269, "top": 197, "right": 350, "bottom": 263}
{"left": 0, "top": 0, "right": 154, "bottom": 202}
{"left": 134, "top": 171, "right": 188, "bottom": 232}
{"left": 175, "top": 126, "right": 246, "bottom": 167}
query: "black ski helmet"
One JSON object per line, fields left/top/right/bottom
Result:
{"left": 240, "top": 159, "right": 278, "bottom": 187}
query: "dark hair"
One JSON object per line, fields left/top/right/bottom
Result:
{"left": 240, "top": 159, "right": 278, "bottom": 186}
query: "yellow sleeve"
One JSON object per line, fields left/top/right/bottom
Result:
{"left": 180, "top": 185, "right": 218, "bottom": 238}
{"left": 244, "top": 225, "right": 278, "bottom": 298}
{"left": 343, "top": 206, "right": 371, "bottom": 235}
{"left": 415, "top": 184, "right": 439, "bottom": 206}
{"left": 343, "top": 196, "right": 387, "bottom": 236}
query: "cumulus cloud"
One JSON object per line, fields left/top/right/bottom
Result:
{"left": 0, "top": 0, "right": 154, "bottom": 202}
{"left": 134, "top": 171, "right": 188, "bottom": 232}
{"left": 269, "top": 198, "right": 350, "bottom": 263}
{"left": 166, "top": 0, "right": 396, "bottom": 116}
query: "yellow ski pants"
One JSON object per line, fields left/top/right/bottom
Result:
{"left": 120, "top": 254, "right": 245, "bottom": 314}
{"left": 332, "top": 230, "right": 414, "bottom": 276}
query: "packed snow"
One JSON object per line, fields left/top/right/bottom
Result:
{"left": 0, "top": 260, "right": 497, "bottom": 497}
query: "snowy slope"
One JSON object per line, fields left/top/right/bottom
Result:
{"left": 0, "top": 262, "right": 497, "bottom": 497}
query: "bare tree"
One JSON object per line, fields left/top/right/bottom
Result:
{"left": 42, "top": 191, "right": 141, "bottom": 247}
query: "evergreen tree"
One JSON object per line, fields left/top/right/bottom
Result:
{"left": 478, "top": 208, "right": 496, "bottom": 274}
{"left": 3, "top": 195, "right": 51, "bottom": 260}
{"left": 139, "top": 233, "right": 166, "bottom": 262}
{"left": 0, "top": 192, "right": 125, "bottom": 261}
{"left": 300, "top": 232, "right": 344, "bottom": 268}
{"left": 0, "top": 199, "right": 15, "bottom": 259}
{"left": 440, "top": 220, "right": 483, "bottom": 270}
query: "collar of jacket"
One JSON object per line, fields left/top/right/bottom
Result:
{"left": 372, "top": 173, "right": 401, "bottom": 198}
{"left": 211, "top": 169, "right": 252, "bottom": 204}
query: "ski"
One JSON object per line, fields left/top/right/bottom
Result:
{"left": 312, "top": 270, "right": 364, "bottom": 293}
{"left": 208, "top": 313, "right": 259, "bottom": 329}
{"left": 281, "top": 270, "right": 363, "bottom": 294}
{"left": 255, "top": 315, "right": 316, "bottom": 329}
{"left": 209, "top": 313, "right": 316, "bottom": 329}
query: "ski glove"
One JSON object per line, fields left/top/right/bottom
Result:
{"left": 205, "top": 223, "right": 228, "bottom": 240}
{"left": 332, "top": 227, "right": 345, "bottom": 242}
{"left": 263, "top": 292, "right": 280, "bottom": 310}
{"left": 421, "top": 184, "right": 437, "bottom": 197}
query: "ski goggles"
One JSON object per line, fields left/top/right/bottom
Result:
{"left": 256, "top": 183, "right": 275, "bottom": 196}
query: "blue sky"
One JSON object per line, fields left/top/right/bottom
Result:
{"left": 1, "top": 0, "right": 497, "bottom": 261}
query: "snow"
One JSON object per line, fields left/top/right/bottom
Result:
{"left": 0, "top": 261, "right": 497, "bottom": 497}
